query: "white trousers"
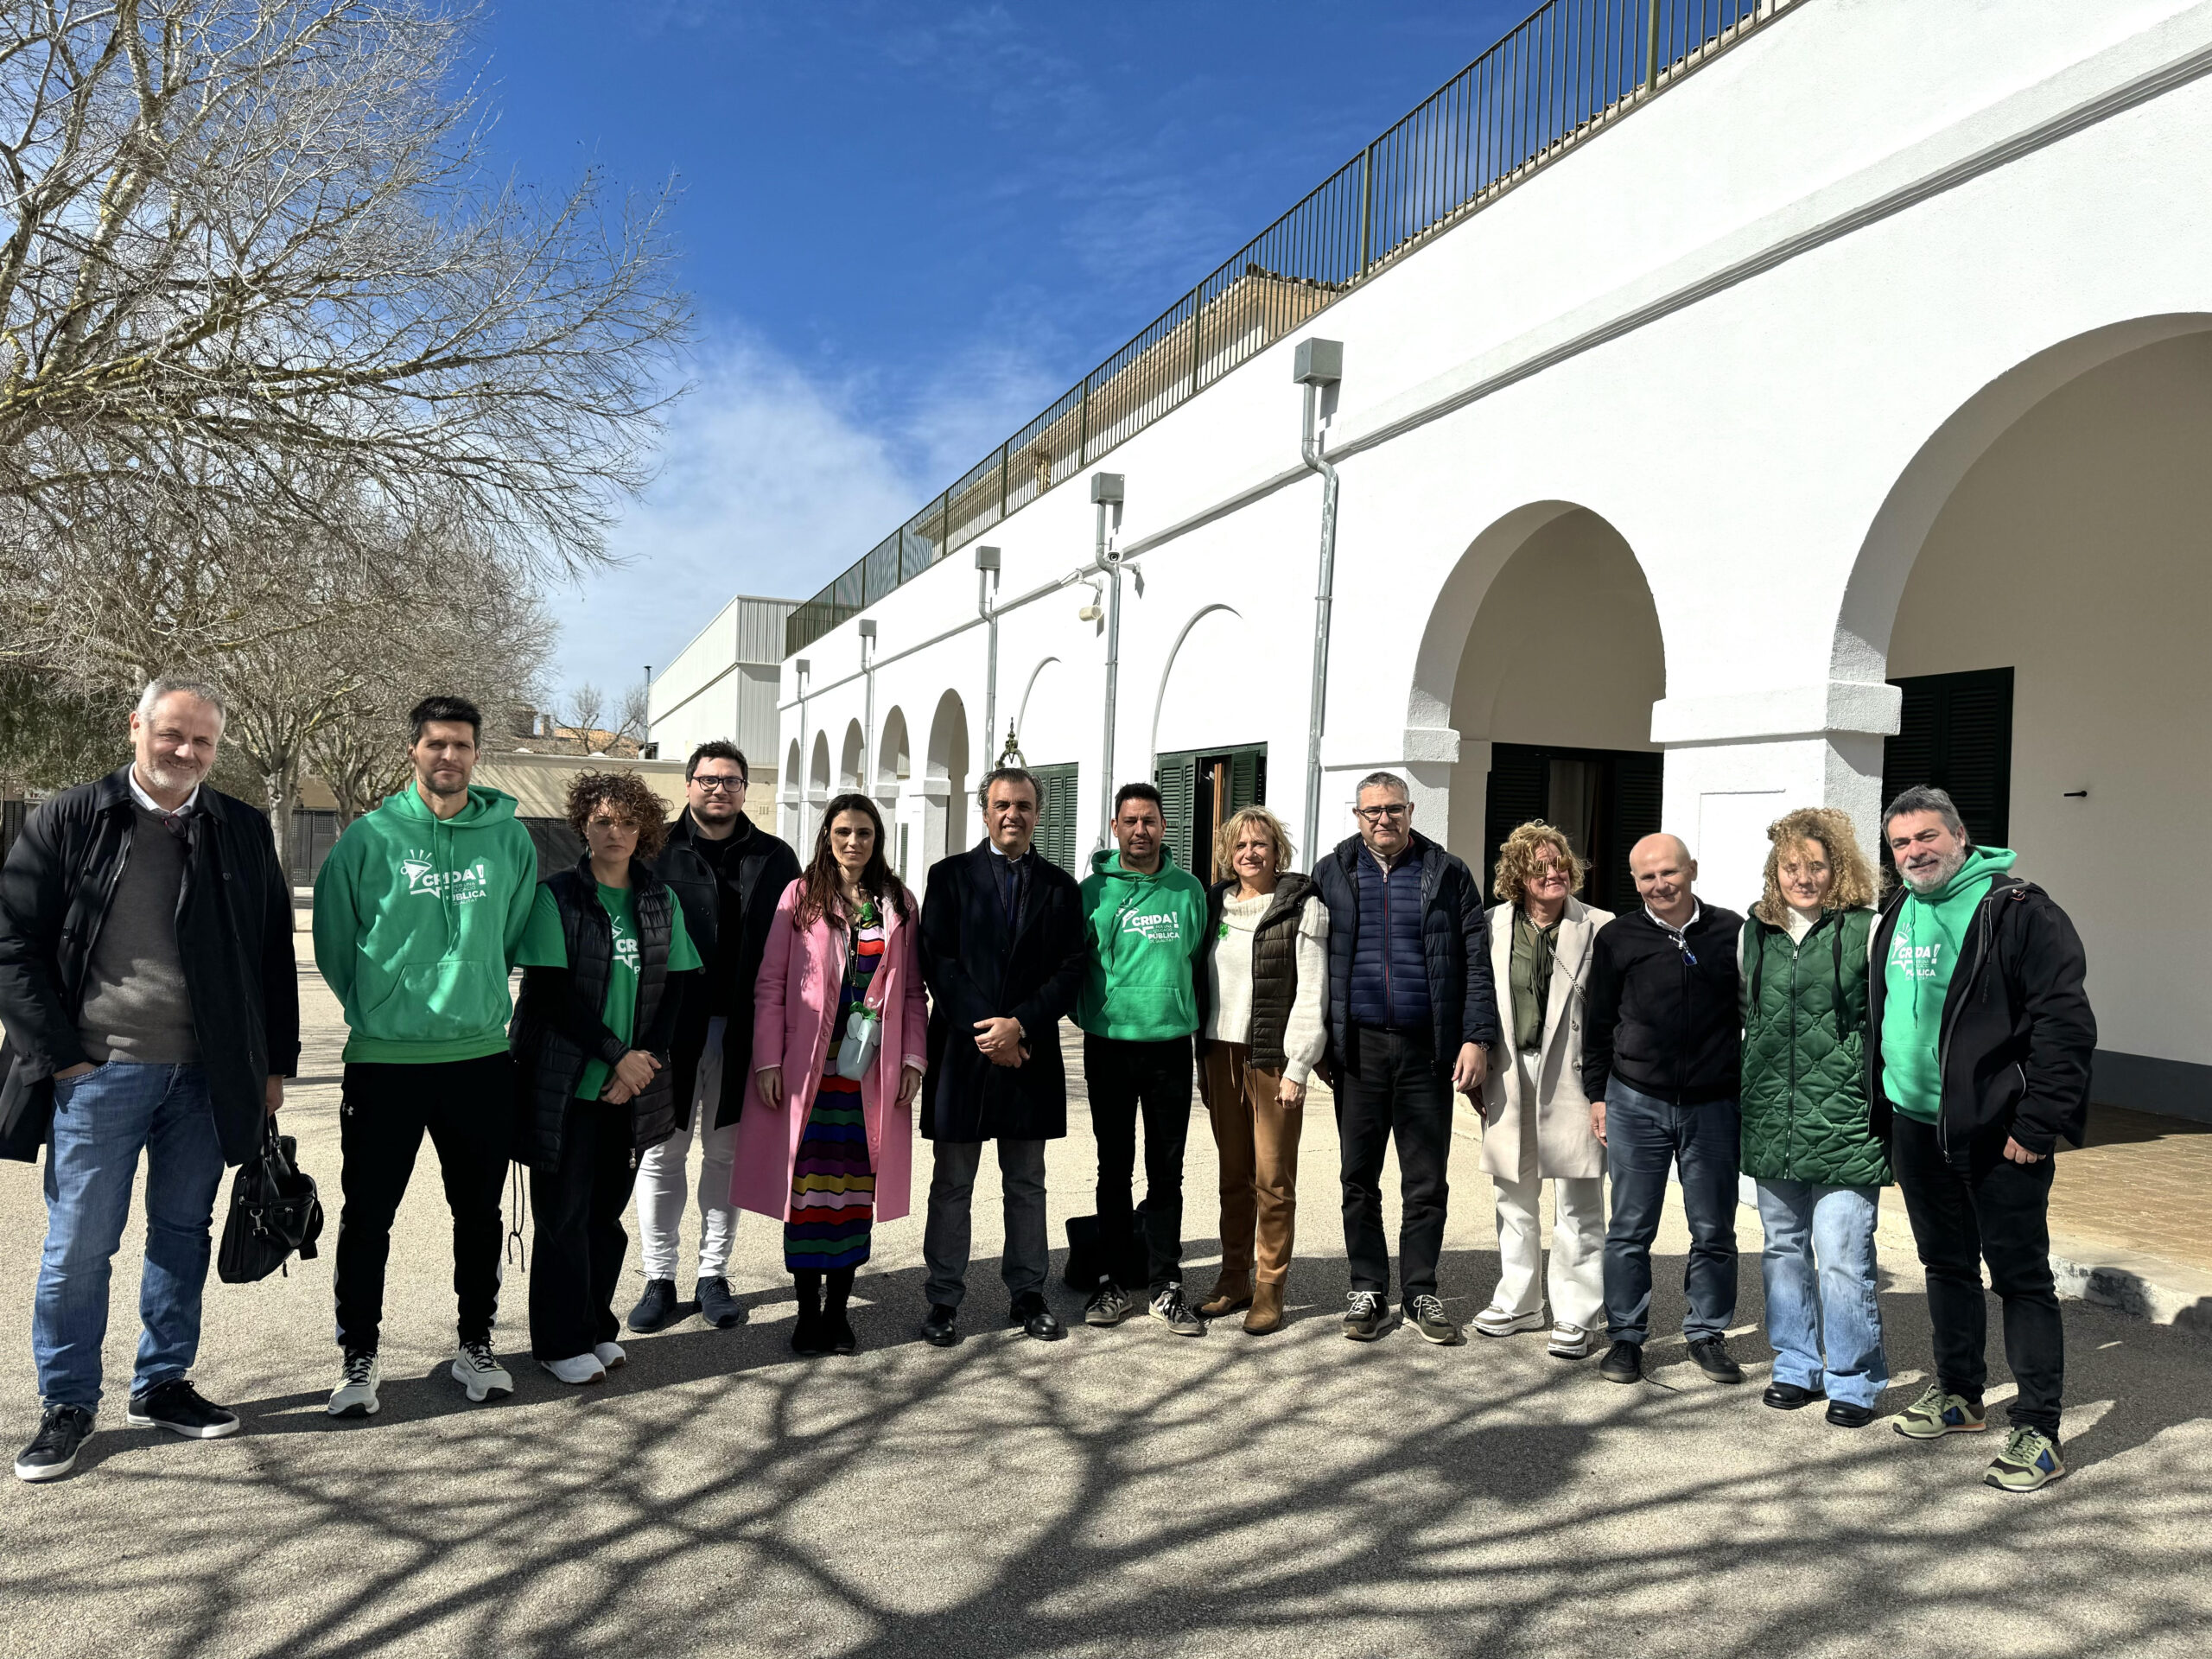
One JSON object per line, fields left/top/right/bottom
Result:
{"left": 1491, "top": 1169, "right": 1606, "bottom": 1331}
{"left": 632, "top": 1017, "right": 740, "bottom": 1282}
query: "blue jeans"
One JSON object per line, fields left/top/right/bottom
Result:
{"left": 35, "top": 1061, "right": 225, "bottom": 1411}
{"left": 1602, "top": 1084, "right": 1739, "bottom": 1344}
{"left": 1754, "top": 1179, "right": 1889, "bottom": 1408}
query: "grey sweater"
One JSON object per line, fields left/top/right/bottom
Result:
{"left": 76, "top": 804, "right": 200, "bottom": 1064}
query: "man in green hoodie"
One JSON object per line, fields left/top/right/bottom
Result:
{"left": 1076, "top": 783, "right": 1211, "bottom": 1336}
{"left": 312, "top": 696, "right": 540, "bottom": 1420}
{"left": 1870, "top": 785, "right": 2095, "bottom": 1495}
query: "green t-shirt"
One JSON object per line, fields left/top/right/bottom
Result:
{"left": 515, "top": 881, "right": 701, "bottom": 1100}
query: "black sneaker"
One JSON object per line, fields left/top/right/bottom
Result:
{"left": 1599, "top": 1339, "right": 1643, "bottom": 1384}
{"left": 14, "top": 1405, "right": 92, "bottom": 1483}
{"left": 920, "top": 1304, "right": 958, "bottom": 1346}
{"left": 1085, "top": 1279, "right": 1138, "bottom": 1327}
{"left": 1688, "top": 1336, "right": 1745, "bottom": 1384}
{"left": 1343, "top": 1291, "right": 1389, "bottom": 1341}
{"left": 696, "top": 1276, "right": 747, "bottom": 1330}
{"left": 1148, "top": 1283, "right": 1205, "bottom": 1337}
{"left": 627, "top": 1277, "right": 682, "bottom": 1333}
{"left": 1405, "top": 1294, "right": 1460, "bottom": 1345}
{"left": 125, "top": 1379, "right": 239, "bottom": 1440}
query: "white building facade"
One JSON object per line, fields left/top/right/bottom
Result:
{"left": 747, "top": 0, "right": 2212, "bottom": 1118}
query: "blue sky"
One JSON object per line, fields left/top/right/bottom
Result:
{"left": 475, "top": 2, "right": 1526, "bottom": 703}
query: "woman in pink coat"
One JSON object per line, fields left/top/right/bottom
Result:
{"left": 734, "top": 792, "right": 927, "bottom": 1357}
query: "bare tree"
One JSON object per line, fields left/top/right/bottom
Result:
{"left": 0, "top": 0, "right": 690, "bottom": 581}
{"left": 564, "top": 682, "right": 606, "bottom": 745}
{"left": 615, "top": 679, "right": 652, "bottom": 745}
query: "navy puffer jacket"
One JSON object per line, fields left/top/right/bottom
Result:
{"left": 1312, "top": 830, "right": 1497, "bottom": 1078}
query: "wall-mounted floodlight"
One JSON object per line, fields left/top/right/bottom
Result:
{"left": 1089, "top": 473, "right": 1124, "bottom": 505}
{"left": 1293, "top": 337, "right": 1343, "bottom": 387}
{"left": 975, "top": 544, "right": 1001, "bottom": 571}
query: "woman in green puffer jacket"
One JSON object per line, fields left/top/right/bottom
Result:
{"left": 1739, "top": 806, "right": 1890, "bottom": 1429}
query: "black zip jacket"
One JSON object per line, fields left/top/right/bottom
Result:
{"left": 0, "top": 768, "right": 300, "bottom": 1165}
{"left": 1311, "top": 831, "right": 1497, "bottom": 1078}
{"left": 1866, "top": 873, "right": 2095, "bottom": 1157}
{"left": 508, "top": 857, "right": 691, "bottom": 1173}
{"left": 1582, "top": 905, "right": 1745, "bottom": 1105}
{"left": 652, "top": 809, "right": 798, "bottom": 1132}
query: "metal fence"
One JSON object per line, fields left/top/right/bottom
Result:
{"left": 785, "top": 0, "right": 1784, "bottom": 659}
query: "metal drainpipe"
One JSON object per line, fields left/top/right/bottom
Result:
{"left": 1294, "top": 342, "right": 1344, "bottom": 870}
{"left": 1090, "top": 473, "right": 1126, "bottom": 847}
{"left": 858, "top": 620, "right": 877, "bottom": 800}
{"left": 975, "top": 546, "right": 1002, "bottom": 766}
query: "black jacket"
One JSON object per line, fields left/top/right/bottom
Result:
{"left": 508, "top": 857, "right": 692, "bottom": 1173}
{"left": 1311, "top": 831, "right": 1497, "bottom": 1077}
{"left": 1866, "top": 874, "right": 2095, "bottom": 1157}
{"left": 654, "top": 810, "right": 799, "bottom": 1132}
{"left": 0, "top": 768, "right": 300, "bottom": 1165}
{"left": 919, "top": 842, "right": 1087, "bottom": 1142}
{"left": 1582, "top": 905, "right": 1745, "bottom": 1105}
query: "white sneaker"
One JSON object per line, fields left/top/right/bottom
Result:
{"left": 452, "top": 1341, "right": 514, "bottom": 1402}
{"left": 1548, "top": 1321, "right": 1598, "bottom": 1359}
{"left": 327, "top": 1350, "right": 381, "bottom": 1418}
{"left": 593, "top": 1341, "right": 626, "bottom": 1370}
{"left": 541, "top": 1353, "right": 607, "bottom": 1386}
{"left": 1472, "top": 1305, "right": 1548, "bottom": 1338}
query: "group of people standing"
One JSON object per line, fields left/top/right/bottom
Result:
{"left": 0, "top": 680, "right": 2095, "bottom": 1502}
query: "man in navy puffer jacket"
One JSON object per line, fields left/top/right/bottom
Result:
{"left": 1312, "top": 772, "right": 1497, "bottom": 1344}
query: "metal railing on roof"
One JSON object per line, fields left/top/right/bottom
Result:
{"left": 785, "top": 0, "right": 1785, "bottom": 659}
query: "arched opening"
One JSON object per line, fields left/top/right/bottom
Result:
{"left": 876, "top": 704, "right": 912, "bottom": 880}
{"left": 1867, "top": 324, "right": 2212, "bottom": 1122}
{"left": 1433, "top": 504, "right": 1666, "bottom": 913}
{"left": 1150, "top": 605, "right": 1268, "bottom": 880}
{"left": 923, "top": 690, "right": 970, "bottom": 888}
{"left": 1014, "top": 656, "right": 1085, "bottom": 874}
{"left": 781, "top": 738, "right": 804, "bottom": 848}
{"left": 838, "top": 720, "right": 865, "bottom": 792}
{"left": 807, "top": 730, "right": 831, "bottom": 850}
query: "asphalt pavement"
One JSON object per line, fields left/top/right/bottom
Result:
{"left": 2, "top": 950, "right": 2209, "bottom": 1659}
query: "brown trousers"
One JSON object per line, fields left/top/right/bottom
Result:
{"left": 1199, "top": 1041, "right": 1304, "bottom": 1289}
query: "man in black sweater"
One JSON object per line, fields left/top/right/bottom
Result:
{"left": 1583, "top": 833, "right": 1745, "bottom": 1387}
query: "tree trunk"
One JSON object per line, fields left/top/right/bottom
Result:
{"left": 264, "top": 762, "right": 300, "bottom": 893}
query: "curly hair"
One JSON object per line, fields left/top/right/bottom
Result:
{"left": 1491, "top": 820, "right": 1586, "bottom": 906}
{"left": 564, "top": 769, "right": 671, "bottom": 860}
{"left": 1212, "top": 805, "right": 1296, "bottom": 885}
{"left": 1753, "top": 805, "right": 1877, "bottom": 925}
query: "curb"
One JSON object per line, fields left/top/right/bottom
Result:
{"left": 2047, "top": 1232, "right": 2212, "bottom": 1336}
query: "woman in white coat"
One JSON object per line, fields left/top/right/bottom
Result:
{"left": 1473, "top": 821, "right": 1613, "bottom": 1359}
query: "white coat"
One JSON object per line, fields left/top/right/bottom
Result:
{"left": 1478, "top": 897, "right": 1613, "bottom": 1183}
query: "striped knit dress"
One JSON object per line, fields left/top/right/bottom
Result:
{"left": 785, "top": 899, "right": 881, "bottom": 1272}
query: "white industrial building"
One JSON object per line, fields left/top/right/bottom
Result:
{"left": 655, "top": 0, "right": 2212, "bottom": 1120}
{"left": 646, "top": 594, "right": 794, "bottom": 834}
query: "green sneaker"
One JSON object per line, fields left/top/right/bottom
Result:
{"left": 1983, "top": 1426, "right": 2065, "bottom": 1492}
{"left": 1892, "top": 1382, "right": 1987, "bottom": 1440}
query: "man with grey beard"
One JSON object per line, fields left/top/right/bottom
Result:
{"left": 1869, "top": 785, "right": 2094, "bottom": 1494}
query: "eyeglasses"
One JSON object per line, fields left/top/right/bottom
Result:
{"left": 690, "top": 774, "right": 746, "bottom": 792}
{"left": 1355, "top": 804, "right": 1409, "bottom": 823}
{"left": 587, "top": 816, "right": 637, "bottom": 832}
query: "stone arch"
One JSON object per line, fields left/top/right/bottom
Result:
{"left": 1147, "top": 603, "right": 1249, "bottom": 766}
{"left": 876, "top": 704, "right": 911, "bottom": 796}
{"left": 805, "top": 729, "right": 832, "bottom": 851}
{"left": 922, "top": 690, "right": 970, "bottom": 885}
{"left": 838, "top": 720, "right": 865, "bottom": 791}
{"left": 780, "top": 737, "right": 804, "bottom": 846}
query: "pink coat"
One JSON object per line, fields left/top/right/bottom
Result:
{"left": 729, "top": 879, "right": 928, "bottom": 1225}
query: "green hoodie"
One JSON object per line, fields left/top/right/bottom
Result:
{"left": 312, "top": 783, "right": 540, "bottom": 1064}
{"left": 1075, "top": 847, "right": 1209, "bottom": 1042}
{"left": 1879, "top": 845, "right": 2018, "bottom": 1123}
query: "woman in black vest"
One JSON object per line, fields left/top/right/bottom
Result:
{"left": 1193, "top": 807, "right": 1329, "bottom": 1334}
{"left": 512, "top": 771, "right": 702, "bottom": 1383}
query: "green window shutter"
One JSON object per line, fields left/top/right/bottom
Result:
{"left": 1154, "top": 753, "right": 1196, "bottom": 874}
{"left": 1229, "top": 747, "right": 1262, "bottom": 813}
{"left": 1033, "top": 762, "right": 1080, "bottom": 875}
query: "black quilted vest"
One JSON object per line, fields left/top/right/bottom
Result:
{"left": 1203, "top": 872, "right": 1314, "bottom": 1073}
{"left": 511, "top": 859, "right": 679, "bottom": 1172}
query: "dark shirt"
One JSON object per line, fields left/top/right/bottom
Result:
{"left": 689, "top": 822, "right": 741, "bottom": 1005}
{"left": 988, "top": 845, "right": 1033, "bottom": 949}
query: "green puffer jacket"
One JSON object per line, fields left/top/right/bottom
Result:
{"left": 1739, "top": 908, "right": 1888, "bottom": 1187}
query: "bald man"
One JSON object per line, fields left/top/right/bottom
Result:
{"left": 1581, "top": 834, "right": 1745, "bottom": 1387}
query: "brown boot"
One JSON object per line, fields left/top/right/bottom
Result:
{"left": 1243, "top": 1282, "right": 1285, "bottom": 1335}
{"left": 1197, "top": 1280, "right": 1252, "bottom": 1319}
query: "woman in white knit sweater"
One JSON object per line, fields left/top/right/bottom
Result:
{"left": 1192, "top": 806, "right": 1329, "bottom": 1334}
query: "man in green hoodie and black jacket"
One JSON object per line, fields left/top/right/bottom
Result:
{"left": 311, "top": 696, "right": 540, "bottom": 1420}
{"left": 1076, "top": 783, "right": 1211, "bottom": 1336}
{"left": 1870, "top": 785, "right": 2095, "bottom": 1494}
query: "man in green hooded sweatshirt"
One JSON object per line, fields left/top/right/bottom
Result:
{"left": 1076, "top": 783, "right": 1210, "bottom": 1336}
{"left": 1869, "top": 785, "right": 2094, "bottom": 1495}
{"left": 312, "top": 696, "right": 540, "bottom": 1420}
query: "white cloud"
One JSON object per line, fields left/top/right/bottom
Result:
{"left": 547, "top": 334, "right": 923, "bottom": 702}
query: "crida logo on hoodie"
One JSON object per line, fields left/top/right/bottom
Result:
{"left": 398, "top": 850, "right": 493, "bottom": 904}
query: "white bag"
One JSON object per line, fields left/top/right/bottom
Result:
{"left": 835, "top": 1006, "right": 880, "bottom": 1081}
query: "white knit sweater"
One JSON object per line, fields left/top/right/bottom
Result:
{"left": 1205, "top": 891, "right": 1330, "bottom": 1085}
